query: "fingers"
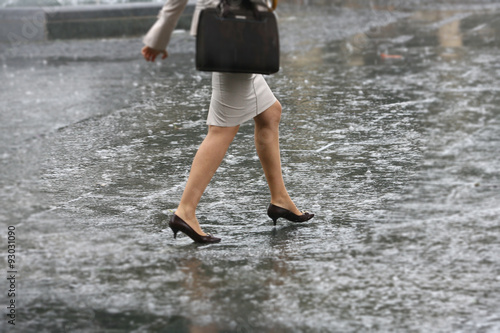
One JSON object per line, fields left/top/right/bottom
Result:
{"left": 141, "top": 46, "right": 151, "bottom": 61}
{"left": 141, "top": 46, "right": 168, "bottom": 62}
{"left": 146, "top": 50, "right": 156, "bottom": 62}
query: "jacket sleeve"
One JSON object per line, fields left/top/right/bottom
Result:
{"left": 143, "top": 0, "right": 189, "bottom": 50}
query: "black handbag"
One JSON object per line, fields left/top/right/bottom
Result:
{"left": 195, "top": 0, "right": 280, "bottom": 75}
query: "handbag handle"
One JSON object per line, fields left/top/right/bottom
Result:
{"left": 217, "top": 0, "right": 278, "bottom": 19}
{"left": 218, "top": 0, "right": 262, "bottom": 20}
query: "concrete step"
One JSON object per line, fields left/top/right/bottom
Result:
{"left": 0, "top": 1, "right": 194, "bottom": 43}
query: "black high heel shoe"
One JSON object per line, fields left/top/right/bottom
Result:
{"left": 267, "top": 203, "right": 315, "bottom": 226}
{"left": 168, "top": 214, "right": 221, "bottom": 244}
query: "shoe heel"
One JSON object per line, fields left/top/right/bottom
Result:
{"left": 267, "top": 211, "right": 278, "bottom": 226}
{"left": 170, "top": 225, "right": 178, "bottom": 239}
{"left": 267, "top": 209, "right": 279, "bottom": 226}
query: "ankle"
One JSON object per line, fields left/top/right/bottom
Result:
{"left": 270, "top": 198, "right": 294, "bottom": 210}
{"left": 174, "top": 206, "right": 196, "bottom": 223}
{"left": 270, "top": 196, "right": 301, "bottom": 214}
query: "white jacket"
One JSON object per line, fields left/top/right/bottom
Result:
{"left": 143, "top": 0, "right": 269, "bottom": 51}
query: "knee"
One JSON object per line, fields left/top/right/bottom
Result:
{"left": 257, "top": 100, "right": 282, "bottom": 127}
{"left": 269, "top": 101, "right": 282, "bottom": 122}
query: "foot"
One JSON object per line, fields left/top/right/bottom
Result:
{"left": 169, "top": 215, "right": 221, "bottom": 243}
{"left": 270, "top": 197, "right": 302, "bottom": 216}
{"left": 267, "top": 203, "right": 314, "bottom": 225}
{"left": 173, "top": 210, "right": 207, "bottom": 236}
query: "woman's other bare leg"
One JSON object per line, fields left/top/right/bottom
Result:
{"left": 254, "top": 101, "right": 302, "bottom": 215}
{"left": 175, "top": 125, "right": 239, "bottom": 235}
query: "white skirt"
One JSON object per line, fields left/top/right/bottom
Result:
{"left": 207, "top": 72, "right": 277, "bottom": 127}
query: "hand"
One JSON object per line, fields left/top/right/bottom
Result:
{"left": 141, "top": 46, "right": 168, "bottom": 62}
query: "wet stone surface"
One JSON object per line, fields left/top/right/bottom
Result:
{"left": 1, "top": 3, "right": 500, "bottom": 332}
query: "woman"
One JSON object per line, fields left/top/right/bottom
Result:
{"left": 141, "top": 0, "right": 314, "bottom": 243}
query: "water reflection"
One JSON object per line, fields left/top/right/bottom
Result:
{"left": 335, "top": 9, "right": 470, "bottom": 66}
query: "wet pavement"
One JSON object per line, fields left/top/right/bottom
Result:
{"left": 1, "top": 2, "right": 500, "bottom": 332}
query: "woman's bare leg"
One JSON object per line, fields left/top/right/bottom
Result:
{"left": 254, "top": 100, "right": 302, "bottom": 215}
{"left": 175, "top": 125, "right": 239, "bottom": 235}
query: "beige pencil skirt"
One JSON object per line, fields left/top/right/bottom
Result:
{"left": 207, "top": 72, "right": 277, "bottom": 127}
